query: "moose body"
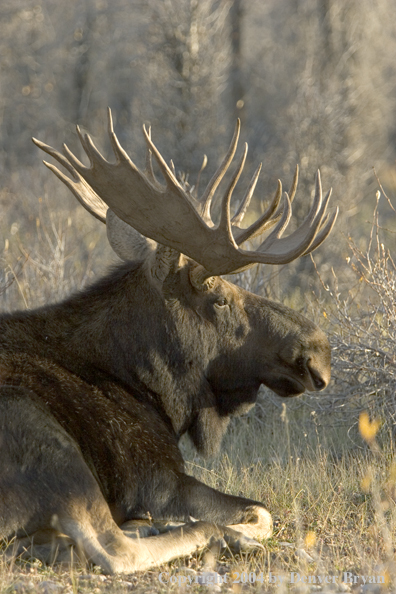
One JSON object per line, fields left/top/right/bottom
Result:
{"left": 0, "top": 112, "right": 337, "bottom": 573}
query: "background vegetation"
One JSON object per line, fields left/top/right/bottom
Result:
{"left": 1, "top": 0, "right": 396, "bottom": 590}
{"left": 1, "top": 0, "right": 396, "bottom": 291}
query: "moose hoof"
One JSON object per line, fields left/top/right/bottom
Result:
{"left": 207, "top": 530, "right": 263, "bottom": 556}
{"left": 228, "top": 506, "right": 273, "bottom": 541}
{"left": 222, "top": 529, "right": 265, "bottom": 554}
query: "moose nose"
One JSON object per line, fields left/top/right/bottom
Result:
{"left": 307, "top": 365, "right": 328, "bottom": 391}
{"left": 312, "top": 373, "right": 326, "bottom": 391}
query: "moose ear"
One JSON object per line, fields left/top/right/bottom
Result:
{"left": 106, "top": 209, "right": 182, "bottom": 285}
{"left": 106, "top": 209, "right": 157, "bottom": 261}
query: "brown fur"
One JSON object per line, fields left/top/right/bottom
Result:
{"left": 0, "top": 237, "right": 331, "bottom": 573}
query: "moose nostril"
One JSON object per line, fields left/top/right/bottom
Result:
{"left": 309, "top": 369, "right": 326, "bottom": 391}
{"left": 313, "top": 375, "right": 326, "bottom": 390}
{"left": 303, "top": 357, "right": 328, "bottom": 391}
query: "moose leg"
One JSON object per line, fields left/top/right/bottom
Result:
{"left": 159, "top": 474, "right": 273, "bottom": 541}
{"left": 0, "top": 387, "right": 237, "bottom": 573}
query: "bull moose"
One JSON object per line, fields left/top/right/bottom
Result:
{"left": 0, "top": 110, "right": 338, "bottom": 573}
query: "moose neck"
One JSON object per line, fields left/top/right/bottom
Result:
{"left": 0, "top": 261, "right": 216, "bottom": 437}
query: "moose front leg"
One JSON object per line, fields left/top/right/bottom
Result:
{"left": 164, "top": 474, "right": 273, "bottom": 541}
{"left": 1, "top": 387, "right": 260, "bottom": 574}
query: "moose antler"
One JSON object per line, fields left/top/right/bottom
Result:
{"left": 33, "top": 108, "right": 338, "bottom": 276}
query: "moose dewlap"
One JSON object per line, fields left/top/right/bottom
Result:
{"left": 0, "top": 110, "right": 337, "bottom": 573}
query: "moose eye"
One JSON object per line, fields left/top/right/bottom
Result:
{"left": 214, "top": 298, "right": 228, "bottom": 308}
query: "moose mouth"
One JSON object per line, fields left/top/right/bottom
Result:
{"left": 261, "top": 375, "right": 306, "bottom": 398}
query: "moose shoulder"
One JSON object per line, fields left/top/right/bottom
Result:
{"left": 0, "top": 111, "right": 337, "bottom": 573}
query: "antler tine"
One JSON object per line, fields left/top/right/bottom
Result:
{"left": 200, "top": 119, "right": 241, "bottom": 223}
{"left": 75, "top": 126, "right": 93, "bottom": 165}
{"left": 218, "top": 143, "right": 248, "bottom": 240}
{"left": 235, "top": 165, "right": 298, "bottom": 241}
{"left": 251, "top": 172, "right": 331, "bottom": 264}
{"left": 105, "top": 108, "right": 137, "bottom": 169}
{"left": 243, "top": 164, "right": 298, "bottom": 232}
{"left": 195, "top": 154, "right": 208, "bottom": 197}
{"left": 74, "top": 123, "right": 111, "bottom": 171}
{"left": 234, "top": 178, "right": 283, "bottom": 245}
{"left": 169, "top": 160, "right": 176, "bottom": 176}
{"left": 299, "top": 168, "right": 323, "bottom": 227}
{"left": 42, "top": 159, "right": 76, "bottom": 188}
{"left": 231, "top": 163, "right": 262, "bottom": 226}
{"left": 257, "top": 193, "right": 293, "bottom": 252}
{"left": 142, "top": 125, "right": 180, "bottom": 191}
{"left": 32, "top": 137, "right": 79, "bottom": 180}
{"left": 257, "top": 168, "right": 323, "bottom": 249}
{"left": 61, "top": 142, "right": 86, "bottom": 173}
{"left": 303, "top": 206, "right": 339, "bottom": 255}
{"left": 32, "top": 137, "right": 107, "bottom": 223}
{"left": 64, "top": 125, "right": 116, "bottom": 177}
{"left": 288, "top": 164, "right": 299, "bottom": 203}
{"left": 144, "top": 126, "right": 159, "bottom": 186}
